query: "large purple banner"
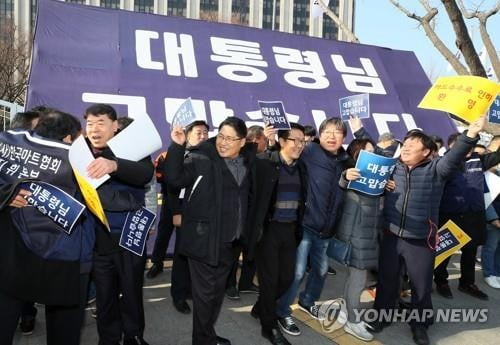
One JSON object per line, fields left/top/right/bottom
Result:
{"left": 27, "top": 0, "right": 457, "bottom": 148}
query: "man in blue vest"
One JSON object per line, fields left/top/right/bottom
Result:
{"left": 0, "top": 109, "right": 94, "bottom": 345}
{"left": 84, "top": 104, "right": 154, "bottom": 345}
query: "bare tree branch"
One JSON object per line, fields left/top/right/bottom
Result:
{"left": 389, "top": 0, "right": 469, "bottom": 75}
{"left": 317, "top": 0, "right": 359, "bottom": 43}
{"left": 0, "top": 20, "right": 30, "bottom": 105}
{"left": 457, "top": 0, "right": 499, "bottom": 79}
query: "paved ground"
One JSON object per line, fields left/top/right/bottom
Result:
{"left": 12, "top": 254, "right": 500, "bottom": 345}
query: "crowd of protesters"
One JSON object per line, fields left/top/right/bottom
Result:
{"left": 0, "top": 103, "right": 499, "bottom": 345}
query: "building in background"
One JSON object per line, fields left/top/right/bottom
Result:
{"left": 3, "top": 0, "right": 355, "bottom": 41}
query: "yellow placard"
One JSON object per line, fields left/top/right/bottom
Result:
{"left": 418, "top": 76, "right": 500, "bottom": 123}
{"left": 73, "top": 170, "right": 109, "bottom": 231}
{"left": 434, "top": 220, "right": 471, "bottom": 268}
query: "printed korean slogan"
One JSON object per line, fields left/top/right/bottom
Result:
{"left": 28, "top": 0, "right": 458, "bottom": 151}
{"left": 347, "top": 150, "right": 397, "bottom": 196}
{"left": 435, "top": 220, "right": 471, "bottom": 268}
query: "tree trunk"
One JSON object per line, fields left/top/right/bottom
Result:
{"left": 478, "top": 18, "right": 500, "bottom": 80}
{"left": 441, "top": 0, "right": 486, "bottom": 77}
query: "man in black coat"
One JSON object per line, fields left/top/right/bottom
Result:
{"left": 165, "top": 117, "right": 265, "bottom": 345}
{"left": 84, "top": 104, "right": 153, "bottom": 345}
{"left": 250, "top": 123, "right": 308, "bottom": 345}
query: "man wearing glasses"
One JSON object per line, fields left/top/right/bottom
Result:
{"left": 273, "top": 118, "right": 350, "bottom": 336}
{"left": 250, "top": 123, "right": 308, "bottom": 345}
{"left": 165, "top": 117, "right": 264, "bottom": 345}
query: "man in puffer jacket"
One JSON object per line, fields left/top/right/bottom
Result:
{"left": 369, "top": 116, "right": 486, "bottom": 345}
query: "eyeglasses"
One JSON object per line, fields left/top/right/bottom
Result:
{"left": 321, "top": 130, "right": 344, "bottom": 138}
{"left": 285, "top": 137, "right": 306, "bottom": 146}
{"left": 216, "top": 133, "right": 242, "bottom": 143}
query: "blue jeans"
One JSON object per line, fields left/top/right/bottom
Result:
{"left": 482, "top": 224, "right": 500, "bottom": 277}
{"left": 276, "top": 229, "right": 329, "bottom": 318}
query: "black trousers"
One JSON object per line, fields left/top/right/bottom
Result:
{"left": 226, "top": 244, "right": 256, "bottom": 291}
{"left": 0, "top": 273, "right": 89, "bottom": 345}
{"left": 374, "top": 232, "right": 434, "bottom": 327}
{"left": 93, "top": 250, "right": 147, "bottom": 345}
{"left": 189, "top": 242, "right": 238, "bottom": 345}
{"left": 255, "top": 222, "right": 297, "bottom": 331}
{"left": 151, "top": 201, "right": 175, "bottom": 265}
{"left": 434, "top": 211, "right": 485, "bottom": 286}
{"left": 171, "top": 228, "right": 191, "bottom": 302}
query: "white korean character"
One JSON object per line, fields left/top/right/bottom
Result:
{"left": 126, "top": 238, "right": 133, "bottom": 247}
{"left": 29, "top": 183, "right": 43, "bottom": 196}
{"left": 136, "top": 209, "right": 144, "bottom": 217}
{"left": 26, "top": 196, "right": 38, "bottom": 206}
{"left": 132, "top": 216, "right": 140, "bottom": 224}
{"left": 37, "top": 205, "right": 48, "bottom": 215}
{"left": 357, "top": 176, "right": 367, "bottom": 185}
{"left": 130, "top": 223, "right": 137, "bottom": 231}
{"left": 8, "top": 145, "right": 16, "bottom": 160}
{"left": 0, "top": 158, "right": 8, "bottom": 171}
{"left": 368, "top": 178, "right": 378, "bottom": 189}
{"left": 21, "top": 149, "right": 32, "bottom": 164}
{"left": 17, "top": 166, "right": 30, "bottom": 179}
{"left": 30, "top": 170, "right": 40, "bottom": 178}
{"left": 273, "top": 47, "right": 329, "bottom": 89}
{"left": 137, "top": 223, "right": 145, "bottom": 232}
{"left": 38, "top": 189, "right": 51, "bottom": 203}
{"left": 49, "top": 158, "right": 62, "bottom": 174}
{"left": 58, "top": 203, "right": 70, "bottom": 217}
{"left": 28, "top": 152, "right": 41, "bottom": 166}
{"left": 135, "top": 231, "right": 143, "bottom": 239}
{"left": 140, "top": 217, "right": 148, "bottom": 225}
{"left": 261, "top": 107, "right": 270, "bottom": 116}
{"left": 378, "top": 179, "right": 387, "bottom": 189}
{"left": 14, "top": 147, "right": 23, "bottom": 162}
{"left": 40, "top": 155, "right": 52, "bottom": 170}
{"left": 379, "top": 165, "right": 390, "bottom": 176}
{"left": 367, "top": 163, "right": 379, "bottom": 174}
{"left": 331, "top": 55, "right": 386, "bottom": 94}
{"left": 46, "top": 210, "right": 58, "bottom": 221}
{"left": 133, "top": 238, "right": 141, "bottom": 246}
{"left": 0, "top": 143, "right": 7, "bottom": 157}
{"left": 57, "top": 217, "right": 69, "bottom": 229}
{"left": 6, "top": 164, "right": 20, "bottom": 176}
{"left": 48, "top": 196, "right": 61, "bottom": 210}
{"left": 210, "top": 37, "right": 268, "bottom": 83}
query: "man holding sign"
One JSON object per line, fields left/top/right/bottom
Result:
{"left": 84, "top": 104, "right": 154, "bottom": 345}
{"left": 0, "top": 110, "right": 94, "bottom": 345}
{"left": 354, "top": 115, "right": 487, "bottom": 345}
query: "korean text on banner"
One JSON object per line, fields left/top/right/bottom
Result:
{"left": 347, "top": 150, "right": 397, "bottom": 196}
{"left": 73, "top": 169, "right": 109, "bottom": 231}
{"left": 418, "top": 76, "right": 500, "bottom": 123}
{"left": 171, "top": 97, "right": 197, "bottom": 128}
{"left": 119, "top": 207, "right": 156, "bottom": 256}
{"left": 19, "top": 181, "right": 86, "bottom": 234}
{"left": 258, "top": 101, "right": 291, "bottom": 130}
{"left": 435, "top": 220, "right": 471, "bottom": 268}
{"left": 488, "top": 95, "right": 500, "bottom": 124}
{"left": 339, "top": 93, "right": 370, "bottom": 121}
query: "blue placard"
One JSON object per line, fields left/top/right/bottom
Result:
{"left": 435, "top": 228, "right": 460, "bottom": 256}
{"left": 347, "top": 150, "right": 397, "bottom": 196}
{"left": 488, "top": 95, "right": 500, "bottom": 124}
{"left": 172, "top": 97, "right": 197, "bottom": 128}
{"left": 338, "top": 93, "right": 370, "bottom": 121}
{"left": 19, "top": 181, "right": 86, "bottom": 234}
{"left": 258, "top": 101, "right": 291, "bottom": 129}
{"left": 119, "top": 207, "right": 156, "bottom": 256}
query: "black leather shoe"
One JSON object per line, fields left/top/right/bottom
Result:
{"left": 146, "top": 263, "right": 163, "bottom": 279}
{"left": 216, "top": 335, "right": 231, "bottom": 345}
{"left": 411, "top": 326, "right": 429, "bottom": 345}
{"left": 436, "top": 283, "right": 453, "bottom": 299}
{"left": 250, "top": 304, "right": 260, "bottom": 319}
{"left": 123, "top": 336, "right": 150, "bottom": 345}
{"left": 173, "top": 299, "right": 191, "bottom": 314}
{"left": 262, "top": 328, "right": 291, "bottom": 345}
{"left": 458, "top": 283, "right": 488, "bottom": 300}
{"left": 225, "top": 286, "right": 240, "bottom": 300}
